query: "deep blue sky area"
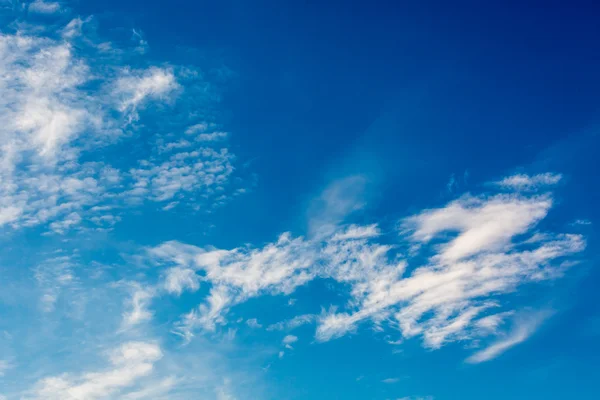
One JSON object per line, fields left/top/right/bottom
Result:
{"left": 0, "top": 1, "right": 599, "bottom": 399}
{"left": 77, "top": 0, "right": 600, "bottom": 241}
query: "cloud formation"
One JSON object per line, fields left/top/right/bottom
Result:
{"left": 27, "top": 1, "right": 61, "bottom": 14}
{"left": 465, "top": 310, "right": 553, "bottom": 363}
{"left": 146, "top": 176, "right": 584, "bottom": 354}
{"left": 0, "top": 17, "right": 244, "bottom": 235}
{"left": 494, "top": 173, "right": 562, "bottom": 191}
{"left": 29, "top": 341, "right": 162, "bottom": 400}
{"left": 113, "top": 67, "right": 178, "bottom": 121}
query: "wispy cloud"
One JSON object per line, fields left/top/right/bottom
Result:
{"left": 30, "top": 341, "right": 163, "bottom": 399}
{"left": 34, "top": 255, "right": 78, "bottom": 313}
{"left": 0, "top": 17, "right": 245, "bottom": 235}
{"left": 120, "top": 284, "right": 154, "bottom": 330}
{"left": 282, "top": 335, "right": 298, "bottom": 345}
{"left": 572, "top": 219, "right": 592, "bottom": 226}
{"left": 162, "top": 266, "right": 200, "bottom": 295}
{"left": 307, "top": 175, "right": 368, "bottom": 237}
{"left": 465, "top": 310, "right": 553, "bottom": 363}
{"left": 215, "top": 381, "right": 237, "bottom": 400}
{"left": 128, "top": 147, "right": 235, "bottom": 205}
{"left": 317, "top": 192, "right": 582, "bottom": 347}
{"left": 27, "top": 1, "right": 61, "bottom": 14}
{"left": 0, "top": 11, "right": 256, "bottom": 398}
{"left": 146, "top": 173, "right": 584, "bottom": 354}
{"left": 402, "top": 193, "right": 552, "bottom": 262}
{"left": 113, "top": 67, "right": 179, "bottom": 122}
{"left": 267, "top": 314, "right": 315, "bottom": 331}
{"left": 120, "top": 377, "right": 178, "bottom": 400}
{"left": 156, "top": 233, "right": 318, "bottom": 340}
{"left": 0, "top": 359, "right": 13, "bottom": 377}
{"left": 494, "top": 173, "right": 562, "bottom": 191}
{"left": 246, "top": 318, "right": 262, "bottom": 329}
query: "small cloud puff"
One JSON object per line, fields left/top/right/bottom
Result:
{"left": 246, "top": 318, "right": 262, "bottom": 329}
{"left": 282, "top": 335, "right": 298, "bottom": 345}
{"left": 28, "top": 1, "right": 61, "bottom": 14}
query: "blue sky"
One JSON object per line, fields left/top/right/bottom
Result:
{"left": 0, "top": 0, "right": 599, "bottom": 399}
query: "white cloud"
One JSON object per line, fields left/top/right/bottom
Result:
{"left": 184, "top": 124, "right": 228, "bottom": 142}
{"left": 466, "top": 310, "right": 552, "bottom": 363}
{"left": 113, "top": 67, "right": 179, "bottom": 120}
{"left": 7, "top": 246, "right": 263, "bottom": 400}
{"left": 0, "top": 35, "right": 93, "bottom": 161}
{"left": 34, "top": 255, "right": 77, "bottom": 313}
{"left": 121, "top": 377, "right": 177, "bottom": 400}
{"left": 267, "top": 314, "right": 315, "bottom": 331}
{"left": 0, "top": 19, "right": 242, "bottom": 235}
{"left": 149, "top": 240, "right": 206, "bottom": 267}
{"left": 0, "top": 359, "right": 12, "bottom": 377}
{"left": 316, "top": 224, "right": 582, "bottom": 347}
{"left": 30, "top": 341, "right": 162, "bottom": 399}
{"left": 402, "top": 194, "right": 552, "bottom": 262}
{"left": 473, "top": 311, "right": 513, "bottom": 336}
{"left": 572, "top": 219, "right": 592, "bottom": 226}
{"left": 28, "top": 1, "right": 61, "bottom": 14}
{"left": 307, "top": 175, "right": 368, "bottom": 237}
{"left": 215, "top": 386, "right": 237, "bottom": 400}
{"left": 162, "top": 233, "right": 318, "bottom": 339}
{"left": 246, "top": 318, "right": 262, "bottom": 329}
{"left": 495, "top": 173, "right": 562, "bottom": 191}
{"left": 0, "top": 28, "right": 125, "bottom": 233}
{"left": 121, "top": 285, "right": 154, "bottom": 329}
{"left": 381, "top": 377, "right": 399, "bottom": 384}
{"left": 61, "top": 17, "right": 87, "bottom": 39}
{"left": 128, "top": 147, "right": 235, "bottom": 205}
{"left": 331, "top": 223, "right": 379, "bottom": 241}
{"left": 0, "top": 206, "right": 22, "bottom": 226}
{"left": 163, "top": 267, "right": 200, "bottom": 295}
{"left": 148, "top": 174, "right": 584, "bottom": 353}
{"left": 48, "top": 212, "right": 82, "bottom": 234}
{"left": 282, "top": 335, "right": 298, "bottom": 345}
{"left": 185, "top": 123, "right": 211, "bottom": 135}
{"left": 197, "top": 131, "right": 229, "bottom": 142}
{"left": 4, "top": 163, "right": 124, "bottom": 234}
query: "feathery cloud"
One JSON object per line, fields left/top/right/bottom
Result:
{"left": 466, "top": 310, "right": 553, "bottom": 363}
{"left": 494, "top": 173, "right": 562, "bottom": 191}
{"left": 30, "top": 341, "right": 162, "bottom": 400}
{"left": 146, "top": 173, "right": 584, "bottom": 353}
{"left": 28, "top": 1, "right": 61, "bottom": 14}
{"left": 0, "top": 18, "right": 244, "bottom": 235}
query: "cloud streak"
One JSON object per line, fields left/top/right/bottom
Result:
{"left": 466, "top": 310, "right": 553, "bottom": 363}
{"left": 29, "top": 341, "right": 163, "bottom": 400}
{"left": 494, "top": 173, "right": 562, "bottom": 191}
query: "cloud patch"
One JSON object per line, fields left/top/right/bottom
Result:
{"left": 466, "top": 310, "right": 553, "bottom": 363}
{"left": 30, "top": 341, "right": 162, "bottom": 400}
{"left": 0, "top": 17, "right": 244, "bottom": 235}
{"left": 494, "top": 173, "right": 562, "bottom": 191}
{"left": 146, "top": 173, "right": 584, "bottom": 355}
